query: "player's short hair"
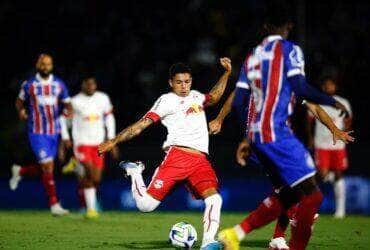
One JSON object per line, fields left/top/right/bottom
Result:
{"left": 320, "top": 75, "right": 337, "bottom": 86}
{"left": 169, "top": 63, "right": 192, "bottom": 79}
{"left": 264, "top": 0, "right": 292, "bottom": 28}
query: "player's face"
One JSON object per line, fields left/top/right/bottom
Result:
{"left": 169, "top": 73, "right": 192, "bottom": 97}
{"left": 82, "top": 78, "right": 97, "bottom": 96}
{"left": 36, "top": 55, "right": 53, "bottom": 77}
{"left": 322, "top": 79, "right": 337, "bottom": 95}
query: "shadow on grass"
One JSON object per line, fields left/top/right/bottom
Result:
{"left": 240, "top": 239, "right": 270, "bottom": 248}
{"left": 118, "top": 240, "right": 174, "bottom": 249}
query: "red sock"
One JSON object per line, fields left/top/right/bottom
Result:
{"left": 273, "top": 213, "right": 290, "bottom": 238}
{"left": 77, "top": 184, "right": 86, "bottom": 208}
{"left": 289, "top": 191, "right": 323, "bottom": 250}
{"left": 42, "top": 172, "right": 58, "bottom": 206}
{"left": 287, "top": 204, "right": 298, "bottom": 219}
{"left": 19, "top": 165, "right": 40, "bottom": 177}
{"left": 240, "top": 195, "right": 283, "bottom": 233}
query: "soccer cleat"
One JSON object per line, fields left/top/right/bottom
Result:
{"left": 50, "top": 203, "right": 70, "bottom": 216}
{"left": 218, "top": 228, "right": 240, "bottom": 250}
{"left": 9, "top": 164, "right": 22, "bottom": 191}
{"left": 85, "top": 209, "right": 99, "bottom": 219}
{"left": 119, "top": 161, "right": 145, "bottom": 176}
{"left": 334, "top": 211, "right": 345, "bottom": 219}
{"left": 269, "top": 237, "right": 289, "bottom": 250}
{"left": 62, "top": 157, "right": 78, "bottom": 175}
{"left": 201, "top": 241, "right": 223, "bottom": 250}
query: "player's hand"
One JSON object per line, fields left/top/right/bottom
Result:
{"left": 236, "top": 139, "right": 251, "bottom": 167}
{"left": 110, "top": 146, "right": 120, "bottom": 160}
{"left": 98, "top": 139, "right": 116, "bottom": 155}
{"left": 18, "top": 108, "right": 28, "bottom": 120}
{"left": 209, "top": 119, "right": 223, "bottom": 135}
{"left": 220, "top": 57, "right": 232, "bottom": 74}
{"left": 332, "top": 128, "right": 355, "bottom": 145}
{"left": 334, "top": 101, "right": 350, "bottom": 118}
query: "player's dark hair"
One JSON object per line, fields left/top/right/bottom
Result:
{"left": 169, "top": 63, "right": 192, "bottom": 79}
{"left": 320, "top": 75, "right": 337, "bottom": 86}
{"left": 264, "top": 0, "right": 292, "bottom": 28}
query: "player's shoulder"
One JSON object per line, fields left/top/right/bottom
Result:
{"left": 157, "top": 92, "right": 176, "bottom": 102}
{"left": 334, "top": 95, "right": 350, "bottom": 105}
{"left": 52, "top": 75, "right": 67, "bottom": 87}
{"left": 94, "top": 91, "right": 110, "bottom": 100}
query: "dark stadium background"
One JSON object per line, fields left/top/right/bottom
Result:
{"left": 0, "top": 0, "right": 369, "bottom": 180}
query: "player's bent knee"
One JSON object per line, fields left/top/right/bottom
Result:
{"left": 136, "top": 194, "right": 161, "bottom": 213}
{"left": 204, "top": 193, "right": 222, "bottom": 208}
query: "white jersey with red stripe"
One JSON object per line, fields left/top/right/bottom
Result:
{"left": 309, "top": 95, "right": 352, "bottom": 150}
{"left": 144, "top": 90, "right": 210, "bottom": 154}
{"left": 244, "top": 35, "right": 305, "bottom": 143}
{"left": 70, "top": 91, "right": 114, "bottom": 145}
{"left": 18, "top": 73, "right": 70, "bottom": 135}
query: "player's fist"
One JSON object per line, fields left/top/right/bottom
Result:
{"left": 18, "top": 108, "right": 28, "bottom": 120}
{"left": 209, "top": 119, "right": 223, "bottom": 135}
{"left": 236, "top": 139, "right": 251, "bottom": 167}
{"left": 220, "top": 57, "right": 232, "bottom": 73}
{"left": 98, "top": 139, "right": 116, "bottom": 155}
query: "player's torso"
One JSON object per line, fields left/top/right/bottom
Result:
{"left": 25, "top": 76, "right": 63, "bottom": 135}
{"left": 161, "top": 91, "right": 209, "bottom": 153}
{"left": 71, "top": 92, "right": 107, "bottom": 145}
{"left": 246, "top": 38, "right": 293, "bottom": 143}
{"left": 314, "top": 95, "right": 348, "bottom": 149}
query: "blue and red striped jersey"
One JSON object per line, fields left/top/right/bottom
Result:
{"left": 242, "top": 35, "right": 305, "bottom": 143}
{"left": 18, "top": 73, "right": 70, "bottom": 135}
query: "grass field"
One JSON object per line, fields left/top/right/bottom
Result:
{"left": 0, "top": 211, "right": 369, "bottom": 249}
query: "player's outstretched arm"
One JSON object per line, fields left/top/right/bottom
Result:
{"left": 15, "top": 98, "right": 28, "bottom": 120}
{"left": 209, "top": 91, "right": 234, "bottom": 134}
{"left": 98, "top": 117, "right": 153, "bottom": 155}
{"left": 305, "top": 101, "right": 355, "bottom": 145}
{"left": 207, "top": 57, "right": 232, "bottom": 106}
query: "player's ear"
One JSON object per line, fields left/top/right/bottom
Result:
{"left": 168, "top": 79, "right": 173, "bottom": 87}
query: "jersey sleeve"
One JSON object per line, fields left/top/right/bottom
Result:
{"left": 18, "top": 81, "right": 28, "bottom": 101}
{"left": 284, "top": 43, "right": 305, "bottom": 78}
{"left": 103, "top": 94, "right": 114, "bottom": 116}
{"left": 235, "top": 61, "right": 250, "bottom": 90}
{"left": 58, "top": 81, "right": 71, "bottom": 103}
{"left": 144, "top": 95, "right": 171, "bottom": 122}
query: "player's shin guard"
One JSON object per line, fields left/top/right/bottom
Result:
{"left": 289, "top": 190, "right": 323, "bottom": 250}
{"left": 239, "top": 195, "right": 283, "bottom": 237}
{"left": 129, "top": 173, "right": 160, "bottom": 212}
{"left": 334, "top": 178, "right": 345, "bottom": 217}
{"left": 201, "top": 194, "right": 222, "bottom": 247}
{"left": 42, "top": 171, "right": 58, "bottom": 206}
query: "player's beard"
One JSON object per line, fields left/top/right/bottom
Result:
{"left": 38, "top": 70, "right": 51, "bottom": 78}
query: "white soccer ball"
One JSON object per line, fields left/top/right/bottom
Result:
{"left": 169, "top": 222, "right": 197, "bottom": 249}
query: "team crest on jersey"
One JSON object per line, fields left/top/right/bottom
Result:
{"left": 154, "top": 179, "right": 163, "bottom": 189}
{"left": 185, "top": 104, "right": 203, "bottom": 115}
{"left": 39, "top": 149, "right": 47, "bottom": 158}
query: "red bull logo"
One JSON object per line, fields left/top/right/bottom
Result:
{"left": 185, "top": 104, "right": 204, "bottom": 115}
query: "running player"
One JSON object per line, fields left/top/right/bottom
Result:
{"left": 307, "top": 76, "right": 353, "bottom": 218}
{"left": 10, "top": 54, "right": 71, "bottom": 216}
{"left": 98, "top": 58, "right": 232, "bottom": 250}
{"left": 214, "top": 1, "right": 353, "bottom": 249}
{"left": 60, "top": 76, "right": 119, "bottom": 218}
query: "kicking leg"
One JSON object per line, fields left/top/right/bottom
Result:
{"left": 10, "top": 164, "right": 40, "bottom": 190}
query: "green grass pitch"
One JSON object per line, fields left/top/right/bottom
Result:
{"left": 0, "top": 211, "right": 369, "bottom": 249}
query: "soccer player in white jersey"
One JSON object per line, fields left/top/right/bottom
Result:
{"left": 307, "top": 77, "right": 353, "bottom": 218}
{"left": 98, "top": 58, "right": 232, "bottom": 250}
{"left": 60, "top": 77, "right": 119, "bottom": 218}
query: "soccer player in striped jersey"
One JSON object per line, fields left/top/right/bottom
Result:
{"left": 10, "top": 54, "right": 72, "bottom": 216}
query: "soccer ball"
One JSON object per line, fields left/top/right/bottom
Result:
{"left": 169, "top": 222, "right": 197, "bottom": 249}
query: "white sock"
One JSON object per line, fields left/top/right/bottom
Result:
{"left": 84, "top": 187, "right": 96, "bottom": 211}
{"left": 334, "top": 178, "right": 345, "bottom": 216}
{"left": 234, "top": 224, "right": 246, "bottom": 241}
{"left": 201, "top": 194, "right": 222, "bottom": 247}
{"left": 324, "top": 172, "right": 335, "bottom": 183}
{"left": 129, "top": 173, "right": 160, "bottom": 212}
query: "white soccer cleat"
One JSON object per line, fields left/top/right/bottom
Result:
{"left": 9, "top": 164, "right": 22, "bottom": 191}
{"left": 334, "top": 211, "right": 345, "bottom": 219}
{"left": 119, "top": 161, "right": 145, "bottom": 176}
{"left": 50, "top": 203, "right": 70, "bottom": 216}
{"left": 269, "top": 237, "right": 289, "bottom": 250}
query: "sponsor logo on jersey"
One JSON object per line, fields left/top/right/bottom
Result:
{"left": 84, "top": 114, "right": 100, "bottom": 122}
{"left": 185, "top": 104, "right": 204, "bottom": 115}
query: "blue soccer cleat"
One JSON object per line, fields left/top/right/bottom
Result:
{"left": 118, "top": 161, "right": 145, "bottom": 176}
{"left": 201, "top": 241, "right": 223, "bottom": 250}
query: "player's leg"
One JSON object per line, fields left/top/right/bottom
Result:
{"left": 332, "top": 148, "right": 348, "bottom": 218}
{"left": 9, "top": 163, "right": 40, "bottom": 190}
{"left": 315, "top": 149, "right": 334, "bottom": 183}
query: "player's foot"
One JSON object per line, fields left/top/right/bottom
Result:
{"left": 334, "top": 211, "right": 345, "bottom": 219}
{"left": 269, "top": 237, "right": 289, "bottom": 250}
{"left": 314, "top": 213, "right": 320, "bottom": 221}
{"left": 85, "top": 208, "right": 99, "bottom": 219}
{"left": 50, "top": 203, "right": 70, "bottom": 216}
{"left": 9, "top": 164, "right": 22, "bottom": 191}
{"left": 218, "top": 228, "right": 240, "bottom": 250}
{"left": 201, "top": 241, "right": 223, "bottom": 250}
{"left": 62, "top": 157, "right": 78, "bottom": 174}
{"left": 119, "top": 161, "right": 145, "bottom": 176}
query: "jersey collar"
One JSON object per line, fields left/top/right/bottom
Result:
{"left": 263, "top": 35, "right": 283, "bottom": 44}
{"left": 36, "top": 73, "right": 54, "bottom": 84}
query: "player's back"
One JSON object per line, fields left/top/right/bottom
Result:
{"left": 19, "top": 74, "right": 69, "bottom": 135}
{"left": 246, "top": 35, "right": 305, "bottom": 144}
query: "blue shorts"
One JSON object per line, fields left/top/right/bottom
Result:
{"left": 252, "top": 136, "right": 316, "bottom": 187}
{"left": 29, "top": 133, "right": 59, "bottom": 163}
